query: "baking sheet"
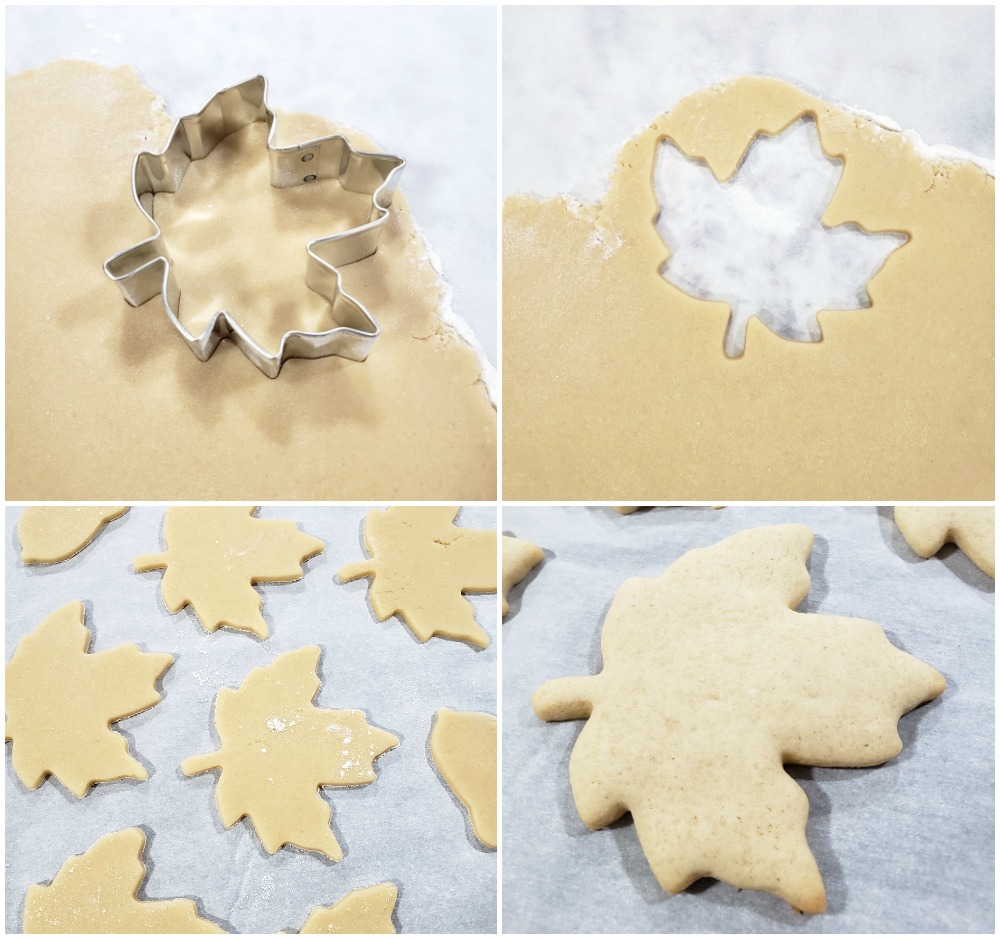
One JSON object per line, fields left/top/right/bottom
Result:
{"left": 500, "top": 506, "right": 994, "bottom": 933}
{"left": 5, "top": 505, "right": 497, "bottom": 934}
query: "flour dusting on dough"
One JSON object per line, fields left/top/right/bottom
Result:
{"left": 844, "top": 105, "right": 995, "bottom": 178}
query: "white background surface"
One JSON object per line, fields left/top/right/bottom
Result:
{"left": 5, "top": 506, "right": 497, "bottom": 934}
{"left": 5, "top": 4, "right": 498, "bottom": 366}
{"left": 501, "top": 506, "right": 994, "bottom": 933}
{"left": 503, "top": 5, "right": 995, "bottom": 199}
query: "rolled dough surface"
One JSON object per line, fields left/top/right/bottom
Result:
{"left": 17, "top": 506, "right": 128, "bottom": 564}
{"left": 298, "top": 883, "right": 398, "bottom": 934}
{"left": 181, "top": 645, "right": 399, "bottom": 862}
{"left": 501, "top": 535, "right": 544, "bottom": 616}
{"left": 133, "top": 506, "right": 324, "bottom": 638}
{"left": 5, "top": 61, "right": 496, "bottom": 500}
{"left": 339, "top": 506, "right": 497, "bottom": 648}
{"left": 5, "top": 601, "right": 173, "bottom": 798}
{"left": 429, "top": 708, "right": 498, "bottom": 849}
{"left": 23, "top": 827, "right": 225, "bottom": 933}
{"left": 894, "top": 505, "right": 995, "bottom": 578}
{"left": 503, "top": 76, "right": 994, "bottom": 500}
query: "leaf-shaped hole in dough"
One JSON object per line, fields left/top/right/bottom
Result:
{"left": 654, "top": 116, "right": 908, "bottom": 356}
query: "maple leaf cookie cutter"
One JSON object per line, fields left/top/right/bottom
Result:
{"left": 103, "top": 75, "right": 405, "bottom": 378}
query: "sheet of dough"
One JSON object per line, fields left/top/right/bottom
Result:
{"left": 503, "top": 77, "right": 994, "bottom": 500}
{"left": 5, "top": 62, "right": 496, "bottom": 500}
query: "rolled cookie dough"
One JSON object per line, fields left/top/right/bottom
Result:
{"left": 182, "top": 646, "right": 398, "bottom": 861}
{"left": 134, "top": 506, "right": 324, "bottom": 638}
{"left": 503, "top": 77, "right": 994, "bottom": 500}
{"left": 6, "top": 601, "right": 173, "bottom": 797}
{"left": 533, "top": 525, "right": 945, "bottom": 913}
{"left": 501, "top": 535, "right": 544, "bottom": 616}
{"left": 298, "top": 883, "right": 398, "bottom": 934}
{"left": 339, "top": 506, "right": 497, "bottom": 647}
{"left": 17, "top": 506, "right": 128, "bottom": 564}
{"left": 895, "top": 506, "right": 995, "bottom": 578}
{"left": 5, "top": 61, "right": 496, "bottom": 500}
{"left": 429, "top": 708, "right": 498, "bottom": 849}
{"left": 24, "top": 828, "right": 224, "bottom": 933}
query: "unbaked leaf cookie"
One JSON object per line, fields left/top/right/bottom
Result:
{"left": 18, "top": 506, "right": 128, "bottom": 564}
{"left": 24, "top": 827, "right": 224, "bottom": 933}
{"left": 183, "top": 646, "right": 398, "bottom": 861}
{"left": 134, "top": 506, "right": 324, "bottom": 638}
{"left": 430, "top": 708, "right": 497, "bottom": 849}
{"left": 533, "top": 525, "right": 945, "bottom": 913}
{"left": 298, "top": 882, "right": 398, "bottom": 934}
{"left": 894, "top": 506, "right": 994, "bottom": 578}
{"left": 6, "top": 601, "right": 173, "bottom": 797}
{"left": 501, "top": 535, "right": 544, "bottom": 616}
{"left": 339, "top": 507, "right": 496, "bottom": 647}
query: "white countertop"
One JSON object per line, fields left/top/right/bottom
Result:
{"left": 503, "top": 5, "right": 995, "bottom": 200}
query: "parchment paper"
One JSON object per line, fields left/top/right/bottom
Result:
{"left": 5, "top": 505, "right": 497, "bottom": 934}
{"left": 501, "top": 506, "right": 993, "bottom": 933}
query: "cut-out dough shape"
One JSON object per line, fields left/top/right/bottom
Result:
{"left": 429, "top": 708, "right": 497, "bottom": 849}
{"left": 339, "top": 506, "right": 497, "bottom": 647}
{"left": 502, "top": 535, "right": 544, "bottom": 616}
{"left": 533, "top": 525, "right": 945, "bottom": 913}
{"left": 6, "top": 601, "right": 173, "bottom": 797}
{"left": 298, "top": 883, "right": 398, "bottom": 934}
{"left": 17, "top": 506, "right": 129, "bottom": 564}
{"left": 24, "top": 827, "right": 225, "bottom": 933}
{"left": 134, "top": 506, "right": 324, "bottom": 638}
{"left": 503, "top": 76, "right": 994, "bottom": 500}
{"left": 895, "top": 506, "right": 994, "bottom": 578}
{"left": 182, "top": 646, "right": 398, "bottom": 861}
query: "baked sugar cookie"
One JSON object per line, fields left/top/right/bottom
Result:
{"left": 533, "top": 525, "right": 945, "bottom": 913}
{"left": 894, "top": 506, "right": 994, "bottom": 578}
{"left": 502, "top": 535, "right": 544, "bottom": 616}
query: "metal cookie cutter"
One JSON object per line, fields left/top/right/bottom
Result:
{"left": 104, "top": 75, "right": 405, "bottom": 378}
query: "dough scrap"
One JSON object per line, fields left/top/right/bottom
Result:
{"left": 134, "top": 506, "right": 324, "bottom": 638}
{"left": 339, "top": 506, "right": 497, "bottom": 647}
{"left": 504, "top": 77, "right": 994, "bottom": 499}
{"left": 182, "top": 645, "right": 398, "bottom": 861}
{"left": 17, "top": 506, "right": 129, "bottom": 564}
{"left": 5, "top": 601, "right": 173, "bottom": 797}
{"left": 501, "top": 535, "right": 544, "bottom": 616}
{"left": 298, "top": 883, "right": 398, "bottom": 934}
{"left": 894, "top": 506, "right": 995, "bottom": 578}
{"left": 533, "top": 525, "right": 945, "bottom": 913}
{"left": 24, "top": 827, "right": 224, "bottom": 934}
{"left": 429, "top": 708, "right": 498, "bottom": 849}
{"left": 5, "top": 61, "right": 496, "bottom": 500}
